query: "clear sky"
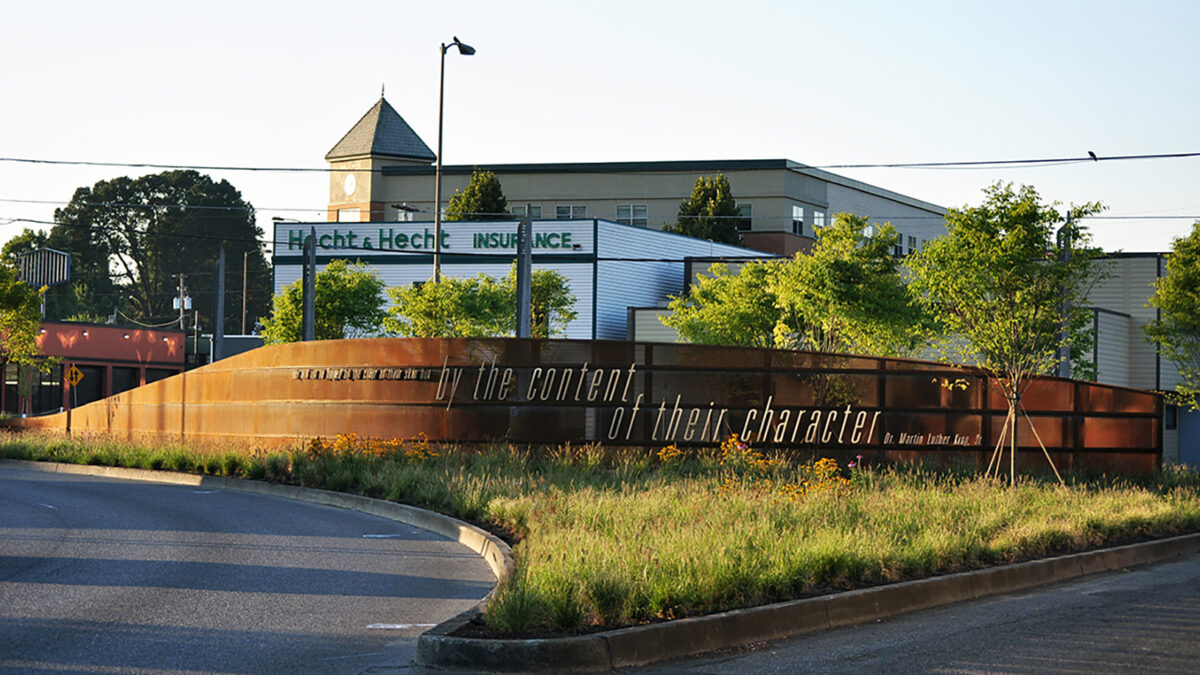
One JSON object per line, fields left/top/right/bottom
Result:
{"left": 1, "top": 0, "right": 1196, "bottom": 253}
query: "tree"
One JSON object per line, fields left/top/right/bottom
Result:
{"left": 0, "top": 262, "right": 49, "bottom": 369}
{"left": 260, "top": 259, "right": 387, "bottom": 344}
{"left": 384, "top": 264, "right": 577, "bottom": 338}
{"left": 46, "top": 170, "right": 271, "bottom": 328}
{"left": 1145, "top": 221, "right": 1200, "bottom": 410}
{"left": 661, "top": 261, "right": 781, "bottom": 347}
{"left": 907, "top": 183, "right": 1104, "bottom": 484}
{"left": 445, "top": 168, "right": 509, "bottom": 221}
{"left": 663, "top": 213, "right": 926, "bottom": 356}
{"left": 770, "top": 214, "right": 929, "bottom": 356}
{"left": 664, "top": 174, "right": 742, "bottom": 244}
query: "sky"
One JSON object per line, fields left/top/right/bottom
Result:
{"left": 1, "top": 0, "right": 1197, "bottom": 254}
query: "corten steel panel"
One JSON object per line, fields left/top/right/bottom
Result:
{"left": 2, "top": 339, "right": 1162, "bottom": 471}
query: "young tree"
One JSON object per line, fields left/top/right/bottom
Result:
{"left": 662, "top": 261, "right": 781, "bottom": 348}
{"left": 907, "top": 183, "right": 1104, "bottom": 484}
{"left": 445, "top": 168, "right": 509, "bottom": 221}
{"left": 1145, "top": 221, "right": 1200, "bottom": 410}
{"left": 664, "top": 174, "right": 742, "bottom": 244}
{"left": 260, "top": 259, "right": 386, "bottom": 344}
{"left": 663, "top": 213, "right": 926, "bottom": 356}
{"left": 384, "top": 264, "right": 577, "bottom": 338}
{"left": 0, "top": 262, "right": 49, "bottom": 369}
{"left": 770, "top": 214, "right": 929, "bottom": 356}
{"left": 48, "top": 170, "right": 271, "bottom": 328}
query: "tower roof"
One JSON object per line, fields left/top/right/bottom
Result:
{"left": 325, "top": 98, "right": 435, "bottom": 163}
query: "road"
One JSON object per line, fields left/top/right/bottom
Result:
{"left": 0, "top": 464, "right": 495, "bottom": 674}
{"left": 638, "top": 553, "right": 1200, "bottom": 674}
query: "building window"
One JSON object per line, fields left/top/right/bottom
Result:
{"left": 616, "top": 204, "right": 648, "bottom": 227}
{"left": 556, "top": 205, "right": 586, "bottom": 220}
{"left": 1165, "top": 404, "right": 1178, "bottom": 430}
{"left": 511, "top": 204, "right": 543, "bottom": 219}
{"left": 907, "top": 235, "right": 917, "bottom": 255}
{"left": 337, "top": 208, "right": 361, "bottom": 223}
{"left": 894, "top": 231, "right": 905, "bottom": 257}
{"left": 813, "top": 211, "right": 826, "bottom": 230}
{"left": 737, "top": 204, "right": 753, "bottom": 231}
{"left": 792, "top": 205, "right": 805, "bottom": 235}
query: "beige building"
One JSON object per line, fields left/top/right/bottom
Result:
{"left": 325, "top": 97, "right": 947, "bottom": 257}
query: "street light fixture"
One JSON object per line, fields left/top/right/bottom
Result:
{"left": 433, "top": 35, "right": 476, "bottom": 283}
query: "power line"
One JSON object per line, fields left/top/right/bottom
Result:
{"left": 0, "top": 151, "right": 1197, "bottom": 175}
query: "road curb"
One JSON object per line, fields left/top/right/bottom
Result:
{"left": 8, "top": 459, "right": 1198, "bottom": 672}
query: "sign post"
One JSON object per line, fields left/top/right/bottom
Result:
{"left": 64, "top": 364, "right": 83, "bottom": 435}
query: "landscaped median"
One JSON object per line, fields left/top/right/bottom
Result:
{"left": 3, "top": 431, "right": 1199, "bottom": 671}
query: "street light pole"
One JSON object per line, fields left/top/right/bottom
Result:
{"left": 433, "top": 36, "right": 475, "bottom": 284}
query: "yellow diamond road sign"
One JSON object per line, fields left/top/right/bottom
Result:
{"left": 65, "top": 365, "right": 83, "bottom": 386}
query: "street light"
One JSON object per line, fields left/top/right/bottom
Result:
{"left": 433, "top": 35, "right": 476, "bottom": 283}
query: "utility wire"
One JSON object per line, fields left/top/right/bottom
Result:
{"left": 1, "top": 151, "right": 1197, "bottom": 174}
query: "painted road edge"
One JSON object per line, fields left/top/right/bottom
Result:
{"left": 8, "top": 459, "right": 1198, "bottom": 673}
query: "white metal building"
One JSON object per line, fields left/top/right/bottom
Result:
{"left": 272, "top": 219, "right": 766, "bottom": 341}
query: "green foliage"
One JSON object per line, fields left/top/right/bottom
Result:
{"left": 445, "top": 168, "right": 509, "bottom": 221}
{"left": 0, "top": 262, "right": 49, "bottom": 368}
{"left": 664, "top": 174, "right": 742, "bottom": 244}
{"left": 384, "top": 263, "right": 577, "bottom": 338}
{"left": 47, "top": 170, "right": 271, "bottom": 328}
{"left": 662, "top": 261, "right": 781, "bottom": 347}
{"left": 1145, "top": 222, "right": 1200, "bottom": 409}
{"left": 771, "top": 214, "right": 930, "bottom": 355}
{"left": 663, "top": 213, "right": 928, "bottom": 357}
{"left": 907, "top": 183, "right": 1105, "bottom": 403}
{"left": 260, "top": 259, "right": 387, "bottom": 344}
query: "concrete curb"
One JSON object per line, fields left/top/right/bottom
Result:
{"left": 9, "top": 459, "right": 1199, "bottom": 672}
{"left": 413, "top": 533, "right": 1200, "bottom": 672}
{"left": 0, "top": 459, "right": 515, "bottom": 587}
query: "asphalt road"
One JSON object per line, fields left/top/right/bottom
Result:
{"left": 0, "top": 464, "right": 495, "bottom": 674}
{"left": 638, "top": 553, "right": 1200, "bottom": 674}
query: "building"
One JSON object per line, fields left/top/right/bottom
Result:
{"left": 272, "top": 219, "right": 765, "bottom": 341}
{"left": 322, "top": 97, "right": 948, "bottom": 258}
{"left": 1087, "top": 253, "right": 1197, "bottom": 466}
{"left": 2, "top": 322, "right": 185, "bottom": 417}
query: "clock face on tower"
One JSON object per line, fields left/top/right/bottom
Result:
{"left": 343, "top": 173, "right": 357, "bottom": 198}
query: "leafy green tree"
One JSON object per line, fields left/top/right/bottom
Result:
{"left": 907, "top": 183, "right": 1104, "bottom": 484}
{"left": 260, "top": 259, "right": 387, "bottom": 344}
{"left": 662, "top": 261, "right": 781, "bottom": 347}
{"left": 445, "top": 168, "right": 509, "bottom": 221}
{"left": 663, "top": 213, "right": 926, "bottom": 356}
{"left": 384, "top": 264, "right": 577, "bottom": 338}
{"left": 1145, "top": 221, "right": 1200, "bottom": 409}
{"left": 0, "top": 262, "right": 49, "bottom": 369}
{"left": 47, "top": 170, "right": 271, "bottom": 328}
{"left": 770, "top": 214, "right": 929, "bottom": 356}
{"left": 664, "top": 174, "right": 742, "bottom": 244}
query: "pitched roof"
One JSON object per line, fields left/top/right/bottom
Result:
{"left": 325, "top": 97, "right": 435, "bottom": 163}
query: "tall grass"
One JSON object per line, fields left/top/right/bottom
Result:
{"left": 3, "top": 430, "right": 1198, "bottom": 634}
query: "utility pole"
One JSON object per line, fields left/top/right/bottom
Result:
{"left": 515, "top": 213, "right": 532, "bottom": 338}
{"left": 213, "top": 247, "right": 225, "bottom": 362}
{"left": 302, "top": 226, "right": 316, "bottom": 341}
{"left": 174, "top": 274, "right": 189, "bottom": 330}
{"left": 242, "top": 250, "right": 249, "bottom": 334}
{"left": 1057, "top": 213, "right": 1073, "bottom": 378}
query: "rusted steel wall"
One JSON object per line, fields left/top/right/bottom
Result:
{"left": 6, "top": 338, "right": 1162, "bottom": 472}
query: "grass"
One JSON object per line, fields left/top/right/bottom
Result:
{"left": 2, "top": 430, "right": 1198, "bottom": 635}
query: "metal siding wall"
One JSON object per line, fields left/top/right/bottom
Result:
{"left": 630, "top": 308, "right": 683, "bottom": 343}
{"left": 1094, "top": 311, "right": 1131, "bottom": 387}
{"left": 594, "top": 221, "right": 764, "bottom": 340}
